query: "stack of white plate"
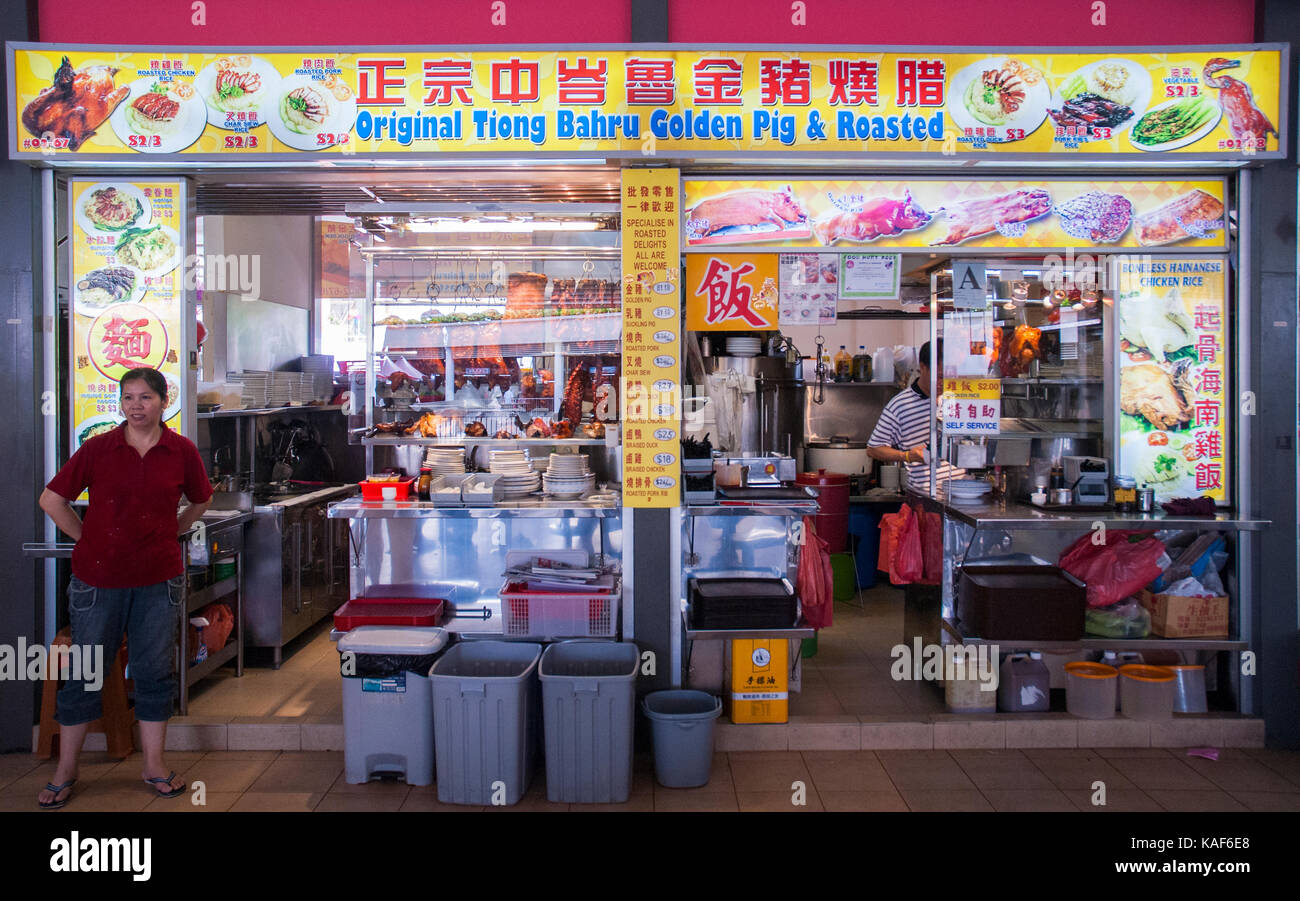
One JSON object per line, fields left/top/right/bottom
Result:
{"left": 239, "top": 370, "right": 269, "bottom": 409}
{"left": 489, "top": 449, "right": 539, "bottom": 497}
{"left": 945, "top": 478, "right": 993, "bottom": 505}
{"left": 424, "top": 447, "right": 466, "bottom": 477}
{"left": 543, "top": 453, "right": 595, "bottom": 498}
{"left": 726, "top": 336, "right": 763, "bottom": 357}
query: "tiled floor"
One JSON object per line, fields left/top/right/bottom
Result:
{"left": 4, "top": 746, "right": 1298, "bottom": 812}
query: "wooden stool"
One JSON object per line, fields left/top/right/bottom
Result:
{"left": 36, "top": 628, "right": 134, "bottom": 760}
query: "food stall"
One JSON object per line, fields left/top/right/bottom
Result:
{"left": 10, "top": 40, "right": 1285, "bottom": 728}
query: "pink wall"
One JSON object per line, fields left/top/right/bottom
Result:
{"left": 37, "top": 1, "right": 631, "bottom": 44}
{"left": 36, "top": 0, "right": 1255, "bottom": 46}
{"left": 667, "top": 0, "right": 1257, "bottom": 45}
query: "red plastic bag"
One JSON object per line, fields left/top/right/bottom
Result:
{"left": 893, "top": 505, "right": 924, "bottom": 583}
{"left": 797, "top": 516, "right": 834, "bottom": 630}
{"left": 1058, "top": 530, "right": 1166, "bottom": 608}
{"left": 878, "top": 510, "right": 905, "bottom": 578}
{"left": 918, "top": 511, "right": 944, "bottom": 585}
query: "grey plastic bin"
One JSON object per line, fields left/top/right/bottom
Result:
{"left": 539, "top": 640, "right": 639, "bottom": 803}
{"left": 642, "top": 690, "right": 723, "bottom": 788}
{"left": 430, "top": 640, "right": 542, "bottom": 806}
{"left": 338, "top": 627, "right": 448, "bottom": 786}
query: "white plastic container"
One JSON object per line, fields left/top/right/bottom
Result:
{"left": 1119, "top": 664, "right": 1176, "bottom": 719}
{"left": 1065, "top": 661, "right": 1118, "bottom": 719}
{"left": 997, "top": 652, "right": 1051, "bottom": 712}
{"left": 944, "top": 655, "right": 997, "bottom": 713}
{"left": 338, "top": 626, "right": 449, "bottom": 785}
{"left": 1170, "top": 664, "right": 1208, "bottom": 714}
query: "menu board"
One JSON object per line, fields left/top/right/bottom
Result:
{"left": 685, "top": 253, "right": 779, "bottom": 331}
{"left": 1115, "top": 257, "right": 1228, "bottom": 504}
{"left": 778, "top": 253, "right": 837, "bottom": 325}
{"left": 10, "top": 47, "right": 1284, "bottom": 160}
{"left": 942, "top": 378, "right": 1002, "bottom": 436}
{"left": 69, "top": 178, "right": 187, "bottom": 456}
{"left": 683, "top": 179, "right": 1228, "bottom": 251}
{"left": 621, "top": 169, "right": 680, "bottom": 509}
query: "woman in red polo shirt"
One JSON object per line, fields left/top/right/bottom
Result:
{"left": 37, "top": 367, "right": 213, "bottom": 809}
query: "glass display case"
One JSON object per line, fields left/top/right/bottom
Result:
{"left": 347, "top": 205, "right": 622, "bottom": 468}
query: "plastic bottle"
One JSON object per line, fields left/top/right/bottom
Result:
{"left": 852, "top": 345, "right": 872, "bottom": 382}
{"left": 834, "top": 345, "right": 853, "bottom": 381}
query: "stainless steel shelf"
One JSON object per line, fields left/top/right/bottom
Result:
{"left": 362, "top": 435, "right": 611, "bottom": 447}
{"left": 941, "top": 618, "right": 1247, "bottom": 651}
{"left": 682, "top": 611, "right": 815, "bottom": 641}
{"left": 198, "top": 405, "right": 343, "bottom": 420}
{"left": 686, "top": 502, "right": 819, "bottom": 517}
{"left": 328, "top": 497, "right": 622, "bottom": 518}
{"left": 1001, "top": 378, "right": 1104, "bottom": 385}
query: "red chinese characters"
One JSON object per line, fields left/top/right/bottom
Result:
{"left": 692, "top": 58, "right": 743, "bottom": 106}
{"left": 1192, "top": 430, "right": 1223, "bottom": 459}
{"left": 100, "top": 315, "right": 153, "bottom": 368}
{"left": 1193, "top": 399, "right": 1221, "bottom": 428}
{"left": 697, "top": 258, "right": 765, "bottom": 327}
{"left": 1193, "top": 305, "right": 1222, "bottom": 330}
{"left": 827, "top": 60, "right": 879, "bottom": 106}
{"left": 896, "top": 59, "right": 946, "bottom": 106}
{"left": 1195, "top": 462, "right": 1223, "bottom": 492}
{"left": 759, "top": 58, "right": 811, "bottom": 105}
{"left": 422, "top": 60, "right": 473, "bottom": 105}
{"left": 625, "top": 58, "right": 675, "bottom": 105}
{"left": 356, "top": 58, "right": 406, "bottom": 105}
{"left": 1197, "top": 368, "right": 1222, "bottom": 394}
{"left": 1196, "top": 334, "right": 1220, "bottom": 364}
{"left": 492, "top": 58, "right": 540, "bottom": 105}
{"left": 557, "top": 58, "right": 608, "bottom": 105}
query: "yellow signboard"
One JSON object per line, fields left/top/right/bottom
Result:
{"left": 69, "top": 178, "right": 185, "bottom": 453}
{"left": 683, "top": 179, "right": 1227, "bottom": 251}
{"left": 10, "top": 47, "right": 1284, "bottom": 160}
{"left": 621, "top": 168, "right": 681, "bottom": 509}
{"left": 942, "top": 378, "right": 1002, "bottom": 436}
{"left": 1116, "top": 257, "right": 1228, "bottom": 504}
{"left": 685, "top": 253, "right": 780, "bottom": 331}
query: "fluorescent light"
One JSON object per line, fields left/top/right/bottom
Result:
{"left": 404, "top": 219, "right": 602, "bottom": 233}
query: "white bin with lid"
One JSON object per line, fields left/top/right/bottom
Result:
{"left": 338, "top": 626, "right": 449, "bottom": 785}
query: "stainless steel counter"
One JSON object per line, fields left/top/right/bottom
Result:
{"left": 907, "top": 490, "right": 1269, "bottom": 532}
{"left": 327, "top": 497, "right": 621, "bottom": 518}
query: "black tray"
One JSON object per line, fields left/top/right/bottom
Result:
{"left": 689, "top": 578, "right": 797, "bottom": 630}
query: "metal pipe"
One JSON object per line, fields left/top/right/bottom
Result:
{"left": 42, "top": 169, "right": 56, "bottom": 645}
{"left": 1235, "top": 169, "right": 1253, "bottom": 715}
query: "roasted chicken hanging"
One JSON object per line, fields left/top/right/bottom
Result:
{"left": 1000, "top": 325, "right": 1041, "bottom": 377}
{"left": 22, "top": 56, "right": 130, "bottom": 150}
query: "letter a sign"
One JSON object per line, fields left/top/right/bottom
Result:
{"left": 952, "top": 261, "right": 988, "bottom": 310}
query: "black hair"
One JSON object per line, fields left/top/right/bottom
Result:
{"left": 919, "top": 340, "right": 943, "bottom": 368}
{"left": 119, "top": 367, "right": 167, "bottom": 400}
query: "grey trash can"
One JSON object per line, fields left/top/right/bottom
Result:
{"left": 338, "top": 627, "right": 448, "bottom": 786}
{"left": 539, "top": 640, "right": 639, "bottom": 803}
{"left": 642, "top": 690, "right": 723, "bottom": 788}
{"left": 430, "top": 640, "right": 542, "bottom": 806}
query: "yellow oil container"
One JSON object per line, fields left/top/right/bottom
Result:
{"left": 729, "top": 639, "right": 788, "bottom": 724}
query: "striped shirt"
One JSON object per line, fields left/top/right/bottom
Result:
{"left": 868, "top": 381, "right": 965, "bottom": 492}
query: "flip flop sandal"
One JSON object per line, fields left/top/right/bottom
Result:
{"left": 144, "top": 772, "right": 185, "bottom": 798}
{"left": 39, "top": 779, "right": 76, "bottom": 810}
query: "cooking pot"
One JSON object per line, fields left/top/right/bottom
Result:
{"left": 804, "top": 439, "right": 872, "bottom": 475}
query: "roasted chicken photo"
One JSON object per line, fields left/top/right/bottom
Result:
{"left": 1121, "top": 361, "right": 1195, "bottom": 430}
{"left": 22, "top": 56, "right": 130, "bottom": 150}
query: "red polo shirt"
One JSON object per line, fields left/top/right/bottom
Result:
{"left": 47, "top": 423, "right": 213, "bottom": 589}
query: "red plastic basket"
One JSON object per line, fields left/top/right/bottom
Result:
{"left": 499, "top": 582, "right": 617, "bottom": 638}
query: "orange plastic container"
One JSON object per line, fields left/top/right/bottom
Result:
{"left": 1119, "top": 664, "right": 1176, "bottom": 719}
{"left": 1065, "top": 661, "right": 1118, "bottom": 719}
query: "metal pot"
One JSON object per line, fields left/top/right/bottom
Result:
{"left": 804, "top": 440, "right": 873, "bottom": 475}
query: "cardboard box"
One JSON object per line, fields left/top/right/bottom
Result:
{"left": 1139, "top": 589, "right": 1229, "bottom": 639}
